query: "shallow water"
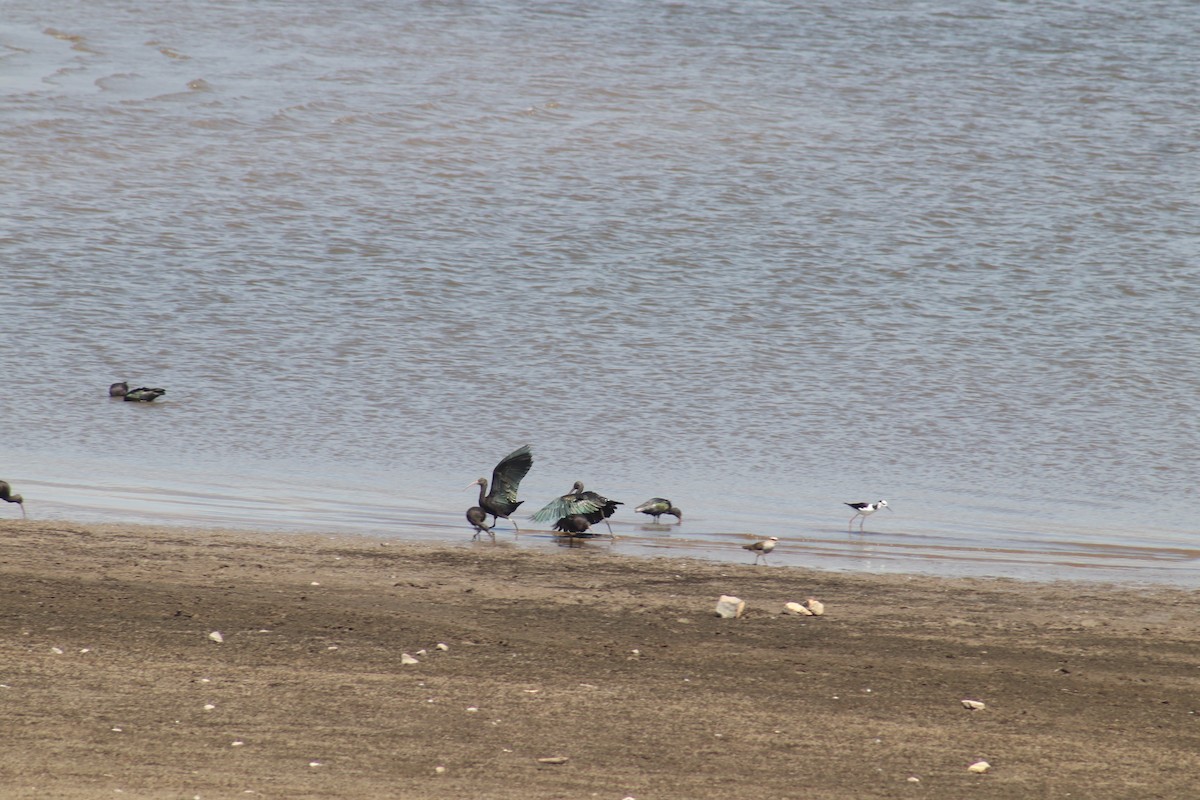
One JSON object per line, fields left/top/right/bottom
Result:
{"left": 2, "top": 0, "right": 1198, "bottom": 584}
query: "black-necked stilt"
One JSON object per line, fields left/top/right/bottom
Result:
{"left": 634, "top": 497, "right": 682, "bottom": 523}
{"left": 846, "top": 500, "right": 889, "bottom": 531}
{"left": 466, "top": 506, "right": 494, "bottom": 540}
{"left": 743, "top": 536, "right": 779, "bottom": 565}
{"left": 0, "top": 480, "right": 25, "bottom": 518}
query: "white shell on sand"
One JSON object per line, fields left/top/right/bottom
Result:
{"left": 436, "top": 643, "right": 450, "bottom": 651}
{"left": 805, "top": 598, "right": 825, "bottom": 616}
{"left": 715, "top": 595, "right": 746, "bottom": 619}
{"left": 537, "top": 756, "right": 570, "bottom": 764}
{"left": 961, "top": 699, "right": 987, "bottom": 710}
{"left": 785, "top": 602, "right": 814, "bottom": 616}
{"left": 208, "top": 631, "right": 224, "bottom": 643}
{"left": 968, "top": 760, "right": 991, "bottom": 773}
{"left": 401, "top": 653, "right": 419, "bottom": 665}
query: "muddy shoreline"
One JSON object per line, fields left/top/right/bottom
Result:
{"left": 1, "top": 519, "right": 1197, "bottom": 798}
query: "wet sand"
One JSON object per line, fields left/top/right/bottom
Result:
{"left": 1, "top": 519, "right": 1198, "bottom": 799}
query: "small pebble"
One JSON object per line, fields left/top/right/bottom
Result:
{"left": 231, "top": 741, "right": 245, "bottom": 747}
{"left": 51, "top": 647, "right": 64, "bottom": 655}
{"left": 962, "top": 699, "right": 987, "bottom": 711}
{"left": 537, "top": 756, "right": 569, "bottom": 765}
{"left": 208, "top": 631, "right": 224, "bottom": 644}
{"left": 309, "top": 762, "right": 322, "bottom": 768}
{"left": 203, "top": 704, "right": 216, "bottom": 711}
{"left": 968, "top": 760, "right": 990, "bottom": 773}
{"left": 466, "top": 706, "right": 479, "bottom": 713}
{"left": 785, "top": 602, "right": 813, "bottom": 616}
{"left": 805, "top": 598, "right": 825, "bottom": 616}
{"left": 434, "top": 766, "right": 447, "bottom": 774}
{"left": 436, "top": 643, "right": 450, "bottom": 651}
{"left": 401, "top": 653, "right": 419, "bottom": 665}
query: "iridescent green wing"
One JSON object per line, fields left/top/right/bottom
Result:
{"left": 530, "top": 492, "right": 602, "bottom": 523}
{"left": 487, "top": 445, "right": 533, "bottom": 507}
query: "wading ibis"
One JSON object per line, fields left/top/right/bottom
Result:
{"left": 0, "top": 481, "right": 25, "bottom": 518}
{"left": 634, "top": 498, "right": 681, "bottom": 523}
{"left": 467, "top": 445, "right": 533, "bottom": 532}
{"left": 466, "top": 506, "right": 494, "bottom": 540}
{"left": 532, "top": 481, "right": 622, "bottom": 535}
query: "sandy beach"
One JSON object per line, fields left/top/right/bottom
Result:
{"left": 1, "top": 518, "right": 1197, "bottom": 799}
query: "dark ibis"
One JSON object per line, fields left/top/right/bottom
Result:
{"left": 466, "top": 506, "right": 494, "bottom": 540}
{"left": 531, "top": 481, "right": 622, "bottom": 535}
{"left": 846, "top": 500, "right": 889, "bottom": 532}
{"left": 551, "top": 514, "right": 612, "bottom": 546}
{"left": 109, "top": 381, "right": 129, "bottom": 397}
{"left": 634, "top": 498, "right": 681, "bottom": 523}
{"left": 467, "top": 444, "right": 533, "bottom": 532}
{"left": 0, "top": 480, "right": 25, "bottom": 518}
{"left": 553, "top": 514, "right": 593, "bottom": 536}
{"left": 743, "top": 536, "right": 778, "bottom": 565}
{"left": 124, "top": 387, "right": 166, "bottom": 402}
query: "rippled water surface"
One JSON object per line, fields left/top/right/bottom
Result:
{"left": 2, "top": 0, "right": 1199, "bottom": 584}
